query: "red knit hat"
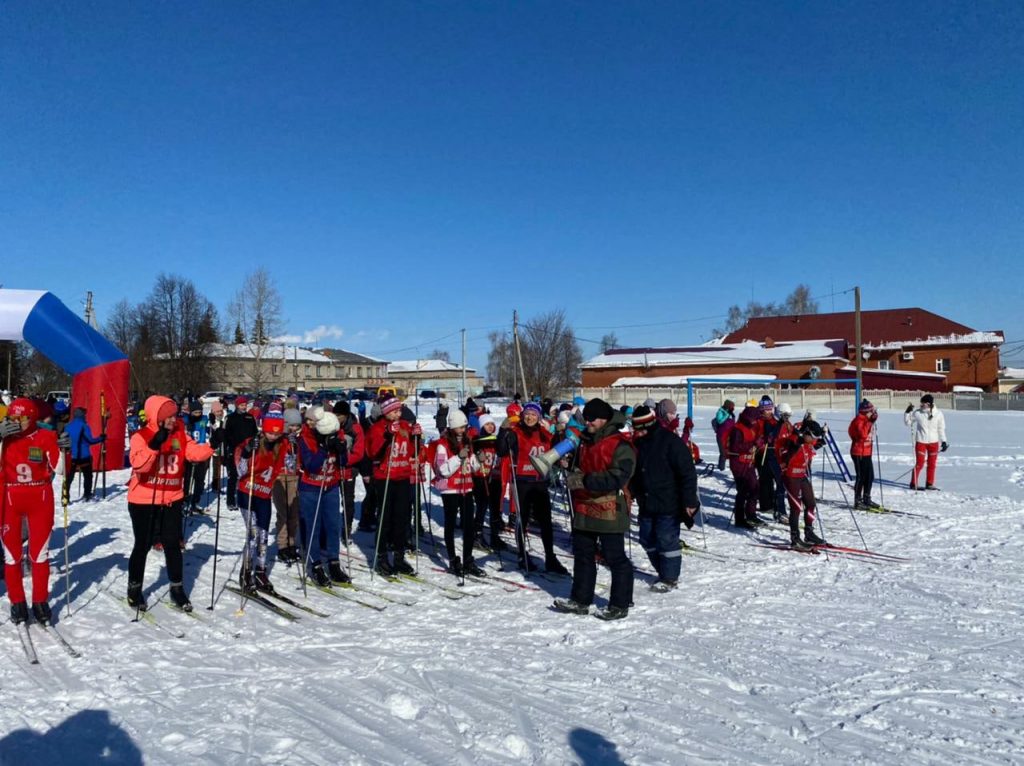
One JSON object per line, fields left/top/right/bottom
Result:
{"left": 380, "top": 395, "right": 403, "bottom": 416}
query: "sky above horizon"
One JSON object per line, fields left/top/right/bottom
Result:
{"left": 2, "top": 2, "right": 1022, "bottom": 370}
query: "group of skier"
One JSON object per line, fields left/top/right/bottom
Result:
{"left": 0, "top": 388, "right": 948, "bottom": 626}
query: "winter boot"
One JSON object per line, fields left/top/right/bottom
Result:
{"left": 464, "top": 560, "right": 486, "bottom": 578}
{"left": 310, "top": 563, "right": 331, "bottom": 588}
{"left": 253, "top": 567, "right": 276, "bottom": 594}
{"left": 127, "top": 582, "right": 148, "bottom": 611}
{"left": 31, "top": 601, "right": 52, "bottom": 625}
{"left": 374, "top": 558, "right": 394, "bottom": 577}
{"left": 545, "top": 556, "right": 569, "bottom": 576}
{"left": 277, "top": 545, "right": 298, "bottom": 565}
{"left": 804, "top": 527, "right": 825, "bottom": 546}
{"left": 448, "top": 556, "right": 464, "bottom": 577}
{"left": 865, "top": 498, "right": 882, "bottom": 509}
{"left": 169, "top": 583, "right": 193, "bottom": 613}
{"left": 649, "top": 580, "right": 677, "bottom": 593}
{"left": 594, "top": 605, "right": 629, "bottom": 621}
{"left": 925, "top": 484, "right": 940, "bottom": 491}
{"left": 393, "top": 557, "right": 416, "bottom": 576}
{"left": 490, "top": 536, "right": 508, "bottom": 552}
{"left": 552, "top": 598, "right": 589, "bottom": 615}
{"left": 10, "top": 601, "right": 29, "bottom": 625}
{"left": 327, "top": 560, "right": 351, "bottom": 585}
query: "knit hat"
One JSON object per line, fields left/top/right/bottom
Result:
{"left": 380, "top": 395, "right": 403, "bottom": 416}
{"left": 268, "top": 401, "right": 283, "bottom": 414}
{"left": 723, "top": 399, "right": 735, "bottom": 410}
{"left": 631, "top": 405, "right": 656, "bottom": 431}
{"left": 306, "top": 405, "right": 324, "bottom": 424}
{"left": 642, "top": 398, "right": 657, "bottom": 409}
{"left": 210, "top": 400, "right": 224, "bottom": 415}
{"left": 521, "top": 402, "right": 543, "bottom": 419}
{"left": 921, "top": 394, "right": 934, "bottom": 405}
{"left": 262, "top": 414, "right": 285, "bottom": 435}
{"left": 582, "top": 398, "right": 614, "bottom": 423}
{"left": 759, "top": 395, "right": 774, "bottom": 411}
{"left": 283, "top": 409, "right": 302, "bottom": 427}
{"left": 802, "top": 419, "right": 823, "bottom": 438}
{"left": 235, "top": 395, "right": 249, "bottom": 407}
{"left": 316, "top": 412, "right": 341, "bottom": 435}
{"left": 479, "top": 414, "right": 496, "bottom": 432}
{"left": 572, "top": 396, "right": 585, "bottom": 406}
{"left": 506, "top": 403, "right": 522, "bottom": 418}
{"left": 448, "top": 410, "right": 468, "bottom": 429}
{"left": 333, "top": 400, "right": 351, "bottom": 417}
{"left": 656, "top": 398, "right": 677, "bottom": 420}
{"left": 777, "top": 402, "right": 793, "bottom": 416}
{"left": 859, "top": 399, "right": 875, "bottom": 413}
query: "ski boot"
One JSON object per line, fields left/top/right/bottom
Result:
{"left": 169, "top": 583, "right": 193, "bottom": 613}
{"left": 594, "top": 605, "right": 629, "bottom": 621}
{"left": 864, "top": 498, "right": 882, "bottom": 510}
{"left": 790, "top": 534, "right": 813, "bottom": 551}
{"left": 10, "top": 601, "right": 29, "bottom": 625}
{"left": 253, "top": 567, "right": 277, "bottom": 594}
{"left": 925, "top": 484, "right": 940, "bottom": 491}
{"left": 374, "top": 558, "right": 394, "bottom": 577}
{"left": 310, "top": 563, "right": 331, "bottom": 588}
{"left": 277, "top": 545, "right": 298, "bottom": 565}
{"left": 31, "top": 602, "right": 52, "bottom": 625}
{"left": 464, "top": 560, "right": 486, "bottom": 578}
{"left": 393, "top": 557, "right": 416, "bottom": 577}
{"left": 327, "top": 560, "right": 351, "bottom": 585}
{"left": 448, "top": 556, "right": 464, "bottom": 577}
{"left": 127, "top": 582, "right": 148, "bottom": 611}
{"left": 552, "top": 598, "right": 589, "bottom": 615}
{"left": 490, "top": 536, "right": 508, "bottom": 552}
{"left": 649, "top": 580, "right": 677, "bottom": 593}
{"left": 804, "top": 527, "right": 825, "bottom": 546}
{"left": 545, "top": 556, "right": 569, "bottom": 576}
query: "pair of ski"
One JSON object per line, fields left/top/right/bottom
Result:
{"left": 286, "top": 566, "right": 412, "bottom": 610}
{"left": 13, "top": 619, "right": 81, "bottom": 664}
{"left": 352, "top": 561, "right": 473, "bottom": 600}
{"left": 752, "top": 540, "right": 910, "bottom": 563}
{"left": 428, "top": 566, "right": 542, "bottom": 592}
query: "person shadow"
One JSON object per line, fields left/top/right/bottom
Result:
{"left": 567, "top": 728, "right": 626, "bottom": 765}
{"left": 0, "top": 709, "right": 143, "bottom": 765}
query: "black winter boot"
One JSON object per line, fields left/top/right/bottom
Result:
{"left": 310, "top": 563, "right": 331, "bottom": 588}
{"left": 253, "top": 567, "right": 276, "bottom": 594}
{"left": 32, "top": 601, "right": 52, "bottom": 625}
{"left": 127, "top": 582, "right": 148, "bottom": 611}
{"left": 10, "top": 601, "right": 29, "bottom": 625}
{"left": 545, "top": 556, "right": 569, "bottom": 576}
{"left": 327, "top": 560, "right": 351, "bottom": 585}
{"left": 804, "top": 527, "right": 825, "bottom": 546}
{"left": 169, "top": 583, "right": 193, "bottom": 612}
{"left": 464, "top": 560, "right": 486, "bottom": 578}
{"left": 448, "top": 556, "right": 463, "bottom": 576}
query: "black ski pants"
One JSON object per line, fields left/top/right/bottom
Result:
{"left": 127, "top": 501, "right": 185, "bottom": 587}
{"left": 570, "top": 530, "right": 633, "bottom": 610}
{"left": 472, "top": 475, "right": 503, "bottom": 542}
{"left": 852, "top": 455, "right": 875, "bottom": 502}
{"left": 67, "top": 458, "right": 95, "bottom": 500}
{"left": 374, "top": 477, "right": 411, "bottom": 565}
{"left": 513, "top": 480, "right": 555, "bottom": 560}
{"left": 441, "top": 493, "right": 476, "bottom": 565}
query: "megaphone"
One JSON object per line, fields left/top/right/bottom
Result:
{"left": 530, "top": 439, "right": 576, "bottom": 478}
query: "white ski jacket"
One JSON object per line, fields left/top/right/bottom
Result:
{"left": 904, "top": 407, "right": 946, "bottom": 445}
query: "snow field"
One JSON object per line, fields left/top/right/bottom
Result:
{"left": 0, "top": 406, "right": 1022, "bottom": 764}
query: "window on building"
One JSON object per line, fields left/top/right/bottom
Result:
{"left": 271, "top": 364, "right": 278, "bottom": 377}
{"left": 878, "top": 360, "right": 893, "bottom": 371}
{"left": 317, "top": 365, "right": 324, "bottom": 378}
{"left": 305, "top": 365, "right": 312, "bottom": 377}
{"left": 357, "top": 367, "right": 363, "bottom": 378}
{"left": 936, "top": 358, "right": 952, "bottom": 373}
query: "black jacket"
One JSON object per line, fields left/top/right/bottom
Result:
{"left": 223, "top": 411, "right": 258, "bottom": 451}
{"left": 630, "top": 423, "right": 699, "bottom": 518}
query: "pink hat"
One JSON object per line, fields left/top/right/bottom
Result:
{"left": 380, "top": 396, "right": 403, "bottom": 416}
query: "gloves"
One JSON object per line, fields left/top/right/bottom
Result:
{"left": 680, "top": 506, "right": 697, "bottom": 530}
{"left": 241, "top": 443, "right": 254, "bottom": 459}
{"left": 98, "top": 434, "right": 107, "bottom": 442}
{"left": 325, "top": 435, "right": 346, "bottom": 455}
{"left": 411, "top": 423, "right": 422, "bottom": 437}
{"left": 388, "top": 421, "right": 403, "bottom": 434}
{"left": 684, "top": 417, "right": 694, "bottom": 431}
{"left": 148, "top": 427, "right": 170, "bottom": 450}
{"left": 941, "top": 441, "right": 949, "bottom": 452}
{"left": 458, "top": 446, "right": 470, "bottom": 460}
{"left": 0, "top": 420, "right": 21, "bottom": 439}
{"left": 237, "top": 458, "right": 249, "bottom": 477}
{"left": 905, "top": 404, "right": 914, "bottom": 414}
{"left": 58, "top": 431, "right": 71, "bottom": 449}
{"left": 566, "top": 471, "right": 585, "bottom": 491}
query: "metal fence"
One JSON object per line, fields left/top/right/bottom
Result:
{"left": 552, "top": 388, "right": 1024, "bottom": 412}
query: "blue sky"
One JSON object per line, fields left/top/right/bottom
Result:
{"left": 2, "top": 2, "right": 1022, "bottom": 370}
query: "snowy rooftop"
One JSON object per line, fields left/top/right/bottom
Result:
{"left": 999, "top": 367, "right": 1024, "bottom": 379}
{"left": 583, "top": 339, "right": 848, "bottom": 369}
{"left": 388, "top": 359, "right": 477, "bottom": 374}
{"left": 864, "top": 331, "right": 1004, "bottom": 351}
{"left": 204, "top": 343, "right": 334, "bottom": 363}
{"left": 611, "top": 373, "right": 777, "bottom": 387}
{"left": 837, "top": 365, "right": 945, "bottom": 379}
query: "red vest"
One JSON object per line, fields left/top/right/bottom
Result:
{"left": 511, "top": 424, "right": 552, "bottom": 481}
{"left": 571, "top": 432, "right": 630, "bottom": 523}
{"left": 785, "top": 444, "right": 816, "bottom": 479}
{"left": 366, "top": 419, "right": 413, "bottom": 481}
{"left": 135, "top": 423, "right": 189, "bottom": 493}
{"left": 297, "top": 427, "right": 343, "bottom": 488}
{"left": 432, "top": 437, "right": 474, "bottom": 495}
{"left": 731, "top": 422, "right": 757, "bottom": 465}
{"left": 237, "top": 437, "right": 290, "bottom": 499}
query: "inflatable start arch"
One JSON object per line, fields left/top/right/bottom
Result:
{"left": 0, "top": 289, "right": 128, "bottom": 470}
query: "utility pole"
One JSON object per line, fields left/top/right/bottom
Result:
{"left": 512, "top": 310, "right": 528, "bottom": 399}
{"left": 854, "top": 286, "right": 863, "bottom": 401}
{"left": 84, "top": 291, "right": 98, "bottom": 329}
{"left": 461, "top": 328, "right": 467, "bottom": 403}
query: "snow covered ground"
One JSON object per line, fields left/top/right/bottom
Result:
{"left": 1, "top": 405, "right": 1023, "bottom": 765}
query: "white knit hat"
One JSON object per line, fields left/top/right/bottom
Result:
{"left": 448, "top": 410, "right": 468, "bottom": 429}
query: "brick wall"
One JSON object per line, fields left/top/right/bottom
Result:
{"left": 580, "top": 359, "right": 848, "bottom": 388}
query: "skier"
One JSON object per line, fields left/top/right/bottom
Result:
{"left": 471, "top": 415, "right": 506, "bottom": 550}
{"left": 755, "top": 396, "right": 786, "bottom": 523}
{"left": 365, "top": 394, "right": 419, "bottom": 576}
{"left": 272, "top": 408, "right": 303, "bottom": 564}
{"left": 183, "top": 400, "right": 210, "bottom": 513}
{"left": 236, "top": 413, "right": 292, "bottom": 593}
{"left": 728, "top": 405, "right": 763, "bottom": 529}
{"left": 356, "top": 401, "right": 381, "bottom": 533}
{"left": 0, "top": 399, "right": 60, "bottom": 624}
{"left": 223, "top": 396, "right": 257, "bottom": 510}
{"left": 904, "top": 394, "right": 948, "bottom": 490}
{"left": 553, "top": 398, "right": 635, "bottom": 620}
{"left": 849, "top": 399, "right": 880, "bottom": 508}
{"left": 496, "top": 401, "right": 569, "bottom": 574}
{"left": 64, "top": 406, "right": 105, "bottom": 503}
{"left": 332, "top": 401, "right": 365, "bottom": 536}
{"left": 782, "top": 418, "right": 826, "bottom": 548}
{"left": 713, "top": 400, "right": 736, "bottom": 472}
{"left": 628, "top": 405, "right": 698, "bottom": 592}
{"left": 296, "top": 409, "right": 349, "bottom": 586}
{"left": 432, "top": 409, "right": 485, "bottom": 577}
{"left": 126, "top": 395, "right": 214, "bottom": 612}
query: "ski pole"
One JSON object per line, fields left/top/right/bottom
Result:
{"left": 340, "top": 475, "right": 351, "bottom": 579}
{"left": 695, "top": 483, "right": 708, "bottom": 551}
{"left": 822, "top": 446, "right": 868, "bottom": 550}
{"left": 58, "top": 440, "right": 72, "bottom": 618}
{"left": 371, "top": 456, "right": 393, "bottom": 581}
{"left": 207, "top": 465, "right": 222, "bottom": 611}
{"left": 237, "top": 442, "right": 259, "bottom": 614}
{"left": 99, "top": 391, "right": 109, "bottom": 500}
{"left": 874, "top": 427, "right": 885, "bottom": 511}
{"left": 413, "top": 433, "right": 420, "bottom": 575}
{"left": 508, "top": 461, "right": 531, "bottom": 571}
{"left": 301, "top": 472, "right": 327, "bottom": 596}
{"left": 812, "top": 453, "right": 830, "bottom": 562}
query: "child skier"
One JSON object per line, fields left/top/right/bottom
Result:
{"left": 782, "top": 419, "right": 826, "bottom": 548}
{"left": 432, "top": 410, "right": 485, "bottom": 578}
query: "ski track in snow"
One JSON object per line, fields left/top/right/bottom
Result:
{"left": 1, "top": 407, "right": 1023, "bottom": 764}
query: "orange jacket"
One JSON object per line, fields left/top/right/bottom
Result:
{"left": 127, "top": 396, "right": 214, "bottom": 505}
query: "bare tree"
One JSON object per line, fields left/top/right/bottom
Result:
{"left": 712, "top": 284, "right": 819, "bottom": 338}
{"left": 142, "top": 274, "right": 220, "bottom": 395}
{"left": 486, "top": 331, "right": 515, "bottom": 393}
{"left": 519, "top": 310, "right": 583, "bottom": 397}
{"left": 429, "top": 349, "right": 452, "bottom": 363}
{"left": 599, "top": 332, "right": 619, "bottom": 354}
{"left": 17, "top": 343, "right": 71, "bottom": 394}
{"left": 227, "top": 267, "right": 284, "bottom": 392}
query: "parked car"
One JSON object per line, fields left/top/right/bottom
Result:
{"left": 418, "top": 389, "right": 437, "bottom": 399}
{"left": 199, "top": 391, "right": 233, "bottom": 406}
{"left": 348, "top": 389, "right": 374, "bottom": 401}
{"left": 47, "top": 390, "right": 71, "bottom": 404}
{"left": 478, "top": 390, "right": 506, "bottom": 401}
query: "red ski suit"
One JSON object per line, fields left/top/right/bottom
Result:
{"left": 1, "top": 425, "right": 59, "bottom": 604}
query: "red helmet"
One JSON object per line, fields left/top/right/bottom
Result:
{"left": 8, "top": 398, "right": 38, "bottom": 422}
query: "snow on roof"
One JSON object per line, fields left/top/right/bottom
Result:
{"left": 998, "top": 367, "right": 1024, "bottom": 379}
{"left": 583, "top": 340, "right": 847, "bottom": 369}
{"left": 864, "top": 331, "right": 1004, "bottom": 351}
{"left": 388, "top": 359, "right": 476, "bottom": 374}
{"left": 611, "top": 373, "right": 777, "bottom": 387}
{"left": 205, "top": 343, "right": 334, "bottom": 363}
{"left": 837, "top": 365, "right": 945, "bottom": 379}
